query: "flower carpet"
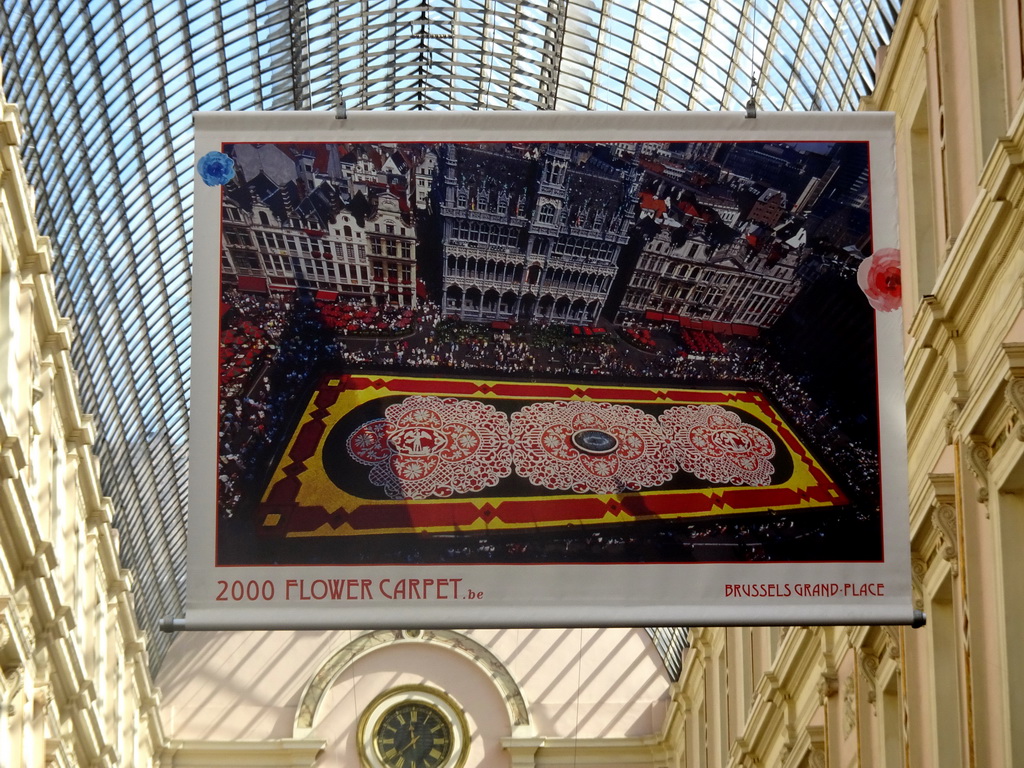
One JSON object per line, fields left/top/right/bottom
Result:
{"left": 252, "top": 374, "right": 847, "bottom": 538}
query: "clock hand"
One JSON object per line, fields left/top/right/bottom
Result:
{"left": 400, "top": 734, "right": 420, "bottom": 753}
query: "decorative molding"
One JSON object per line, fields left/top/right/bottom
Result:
{"left": 859, "top": 650, "right": 880, "bottom": 704}
{"left": 33, "top": 680, "right": 54, "bottom": 708}
{"left": 842, "top": 676, "right": 856, "bottom": 737}
{"left": 817, "top": 672, "right": 838, "bottom": 701}
{"left": 930, "top": 502, "right": 960, "bottom": 576}
{"left": 37, "top": 604, "right": 74, "bottom": 646}
{"left": 964, "top": 436, "right": 991, "bottom": 503}
{"left": 910, "top": 553, "right": 927, "bottom": 611}
{"left": 294, "top": 629, "right": 530, "bottom": 736}
{"left": 4, "top": 667, "right": 23, "bottom": 717}
{"left": 1003, "top": 342, "right": 1024, "bottom": 441}
{"left": 71, "top": 680, "right": 95, "bottom": 710}
{"left": 502, "top": 736, "right": 543, "bottom": 768}
{"left": 944, "top": 401, "right": 960, "bottom": 445}
{"left": 1006, "top": 375, "right": 1024, "bottom": 440}
{"left": 806, "top": 724, "right": 826, "bottom": 768}
{"left": 502, "top": 735, "right": 659, "bottom": 767}
{"left": 882, "top": 626, "right": 901, "bottom": 659}
{"left": 0, "top": 77, "right": 166, "bottom": 768}
{"left": 163, "top": 739, "right": 326, "bottom": 767}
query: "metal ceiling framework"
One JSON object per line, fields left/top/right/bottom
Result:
{"left": 0, "top": 0, "right": 900, "bottom": 672}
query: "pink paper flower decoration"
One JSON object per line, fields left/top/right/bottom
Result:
{"left": 857, "top": 248, "right": 902, "bottom": 312}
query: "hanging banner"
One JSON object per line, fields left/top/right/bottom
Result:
{"left": 186, "top": 110, "right": 913, "bottom": 629}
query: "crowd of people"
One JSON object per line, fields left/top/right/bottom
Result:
{"left": 292, "top": 505, "right": 881, "bottom": 565}
{"left": 217, "top": 290, "right": 343, "bottom": 516}
{"left": 215, "top": 287, "right": 883, "bottom": 561}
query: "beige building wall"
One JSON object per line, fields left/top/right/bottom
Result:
{"left": 0, "top": 66, "right": 163, "bottom": 767}
{"left": 663, "top": 1, "right": 1024, "bottom": 766}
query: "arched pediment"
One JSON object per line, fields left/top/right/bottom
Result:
{"left": 293, "top": 629, "right": 531, "bottom": 737}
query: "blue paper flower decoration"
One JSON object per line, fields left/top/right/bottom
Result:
{"left": 197, "top": 151, "right": 236, "bottom": 186}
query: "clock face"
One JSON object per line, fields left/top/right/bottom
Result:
{"left": 374, "top": 702, "right": 453, "bottom": 768}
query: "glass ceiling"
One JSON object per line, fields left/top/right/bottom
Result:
{"left": 0, "top": 0, "right": 900, "bottom": 672}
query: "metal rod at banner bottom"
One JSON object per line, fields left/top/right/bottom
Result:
{"left": 159, "top": 610, "right": 927, "bottom": 633}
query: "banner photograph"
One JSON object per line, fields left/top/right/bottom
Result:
{"left": 188, "top": 111, "right": 913, "bottom": 628}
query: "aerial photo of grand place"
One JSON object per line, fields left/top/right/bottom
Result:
{"left": 213, "top": 138, "right": 884, "bottom": 567}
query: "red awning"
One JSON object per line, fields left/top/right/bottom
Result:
{"left": 491, "top": 321, "right": 513, "bottom": 331}
{"left": 315, "top": 290, "right": 338, "bottom": 302}
{"left": 237, "top": 275, "right": 269, "bottom": 293}
{"left": 644, "top": 310, "right": 664, "bottom": 322}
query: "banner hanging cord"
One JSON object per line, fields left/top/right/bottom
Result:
{"left": 746, "top": 0, "right": 763, "bottom": 118}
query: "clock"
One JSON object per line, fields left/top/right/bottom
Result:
{"left": 358, "top": 686, "right": 468, "bottom": 768}
{"left": 375, "top": 701, "right": 451, "bottom": 768}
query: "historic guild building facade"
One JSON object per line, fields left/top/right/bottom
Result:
{"left": 619, "top": 212, "right": 805, "bottom": 329}
{"left": 437, "top": 143, "right": 636, "bottom": 324}
{"left": 617, "top": 143, "right": 817, "bottom": 330}
{"left": 220, "top": 144, "right": 420, "bottom": 307}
